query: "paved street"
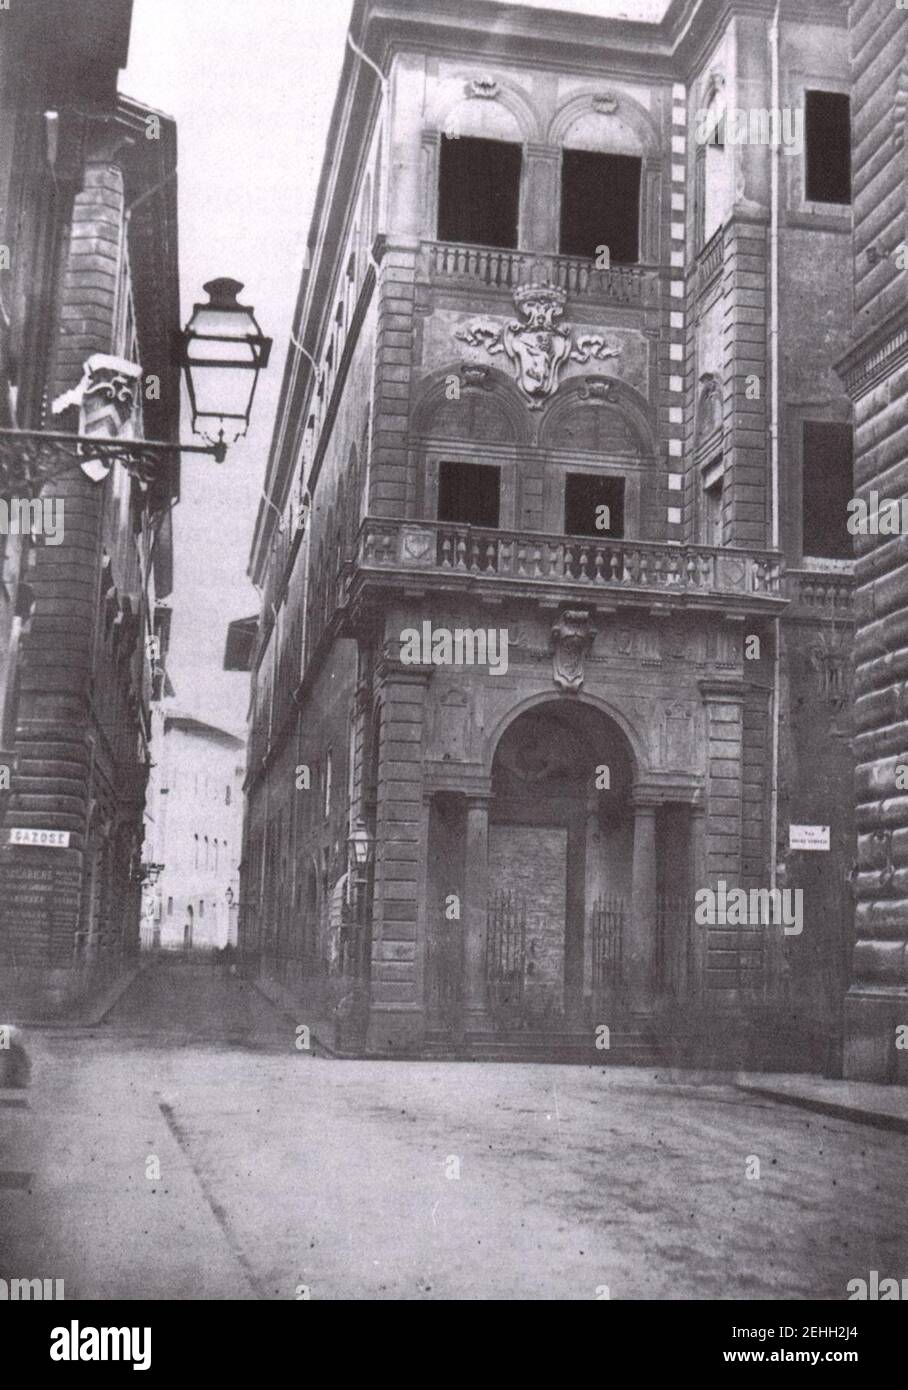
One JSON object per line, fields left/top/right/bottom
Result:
{"left": 2, "top": 959, "right": 907, "bottom": 1300}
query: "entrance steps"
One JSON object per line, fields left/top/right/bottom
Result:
{"left": 421, "top": 1022, "right": 664, "bottom": 1065}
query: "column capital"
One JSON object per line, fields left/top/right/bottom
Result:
{"left": 631, "top": 787, "right": 662, "bottom": 810}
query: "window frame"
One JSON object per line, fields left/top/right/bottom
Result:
{"left": 436, "top": 133, "right": 524, "bottom": 251}
{"left": 557, "top": 148, "right": 644, "bottom": 265}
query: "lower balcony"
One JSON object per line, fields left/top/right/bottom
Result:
{"left": 353, "top": 519, "right": 785, "bottom": 614}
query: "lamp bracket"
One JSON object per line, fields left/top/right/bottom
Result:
{"left": 0, "top": 428, "right": 225, "bottom": 497}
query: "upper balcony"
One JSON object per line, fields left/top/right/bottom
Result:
{"left": 783, "top": 567, "right": 855, "bottom": 618}
{"left": 350, "top": 518, "right": 785, "bottom": 617}
{"left": 418, "top": 240, "right": 662, "bottom": 310}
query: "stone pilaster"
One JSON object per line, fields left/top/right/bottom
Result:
{"left": 366, "top": 661, "right": 429, "bottom": 1051}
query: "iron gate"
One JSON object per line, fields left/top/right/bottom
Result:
{"left": 485, "top": 888, "right": 527, "bottom": 1025}
{"left": 590, "top": 893, "right": 625, "bottom": 1008}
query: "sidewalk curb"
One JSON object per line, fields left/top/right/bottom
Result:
{"left": 735, "top": 1080, "right": 908, "bottom": 1134}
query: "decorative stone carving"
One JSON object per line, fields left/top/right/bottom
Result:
{"left": 398, "top": 525, "right": 435, "bottom": 566}
{"left": 455, "top": 283, "right": 621, "bottom": 406}
{"left": 696, "top": 372, "right": 722, "bottom": 440}
{"left": 467, "top": 76, "right": 500, "bottom": 99}
{"left": 550, "top": 609, "right": 596, "bottom": 691}
{"left": 809, "top": 625, "right": 849, "bottom": 706}
{"left": 460, "top": 362, "right": 492, "bottom": 391}
{"left": 661, "top": 702, "right": 695, "bottom": 768}
{"left": 611, "top": 626, "right": 634, "bottom": 656}
{"left": 592, "top": 95, "right": 618, "bottom": 114}
{"left": 52, "top": 353, "right": 143, "bottom": 482}
{"left": 436, "top": 687, "right": 471, "bottom": 761}
{"left": 53, "top": 353, "right": 142, "bottom": 432}
{"left": 579, "top": 377, "right": 615, "bottom": 402}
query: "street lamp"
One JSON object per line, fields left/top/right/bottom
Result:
{"left": 0, "top": 278, "right": 272, "bottom": 494}
{"left": 345, "top": 819, "right": 375, "bottom": 1042}
{"left": 347, "top": 819, "right": 374, "bottom": 878}
{"left": 174, "top": 278, "right": 272, "bottom": 459}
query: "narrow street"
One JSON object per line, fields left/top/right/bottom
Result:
{"left": 2, "top": 957, "right": 906, "bottom": 1301}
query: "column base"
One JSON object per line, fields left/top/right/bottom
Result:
{"left": 365, "top": 1003, "right": 426, "bottom": 1056}
{"left": 843, "top": 988, "right": 908, "bottom": 1084}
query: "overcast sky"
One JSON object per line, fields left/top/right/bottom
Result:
{"left": 122, "top": 0, "right": 670, "bottom": 736}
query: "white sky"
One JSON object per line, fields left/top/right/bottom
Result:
{"left": 122, "top": 0, "right": 670, "bottom": 734}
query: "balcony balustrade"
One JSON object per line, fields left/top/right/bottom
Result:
{"left": 784, "top": 568, "right": 855, "bottom": 614}
{"left": 355, "top": 518, "right": 784, "bottom": 606}
{"left": 420, "top": 240, "right": 660, "bottom": 306}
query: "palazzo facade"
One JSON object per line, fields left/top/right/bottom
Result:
{"left": 239, "top": 0, "right": 856, "bottom": 1064}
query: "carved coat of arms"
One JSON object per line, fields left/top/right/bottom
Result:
{"left": 550, "top": 609, "right": 596, "bottom": 691}
{"left": 455, "top": 283, "right": 620, "bottom": 407}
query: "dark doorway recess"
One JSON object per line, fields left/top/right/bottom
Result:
{"left": 564, "top": 473, "right": 625, "bottom": 538}
{"left": 560, "top": 149, "right": 641, "bottom": 263}
{"left": 437, "top": 460, "right": 501, "bottom": 528}
{"left": 437, "top": 135, "right": 522, "bottom": 249}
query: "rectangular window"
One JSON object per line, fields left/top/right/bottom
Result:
{"left": 805, "top": 91, "right": 851, "bottom": 204}
{"left": 437, "top": 135, "right": 522, "bottom": 249}
{"left": 704, "top": 475, "right": 723, "bottom": 547}
{"left": 560, "top": 150, "right": 641, "bottom": 263}
{"left": 802, "top": 421, "right": 853, "bottom": 560}
{"left": 437, "top": 461, "right": 500, "bottom": 528}
{"left": 564, "top": 473, "right": 625, "bottom": 539}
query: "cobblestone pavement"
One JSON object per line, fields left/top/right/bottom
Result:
{"left": 2, "top": 960, "right": 906, "bottom": 1300}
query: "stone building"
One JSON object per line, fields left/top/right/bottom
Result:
{"left": 140, "top": 711, "right": 244, "bottom": 952}
{"left": 0, "top": 0, "right": 179, "bottom": 1015}
{"left": 239, "top": 0, "right": 856, "bottom": 1063}
{"left": 836, "top": 0, "right": 908, "bottom": 1083}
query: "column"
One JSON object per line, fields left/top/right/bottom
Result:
{"left": 688, "top": 803, "right": 707, "bottom": 998}
{"left": 462, "top": 795, "right": 490, "bottom": 1032}
{"left": 522, "top": 144, "right": 561, "bottom": 254}
{"left": 628, "top": 792, "right": 659, "bottom": 1011}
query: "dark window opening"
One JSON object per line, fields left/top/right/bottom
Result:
{"left": 564, "top": 473, "right": 625, "bottom": 539}
{"left": 805, "top": 91, "right": 851, "bottom": 204}
{"left": 437, "top": 461, "right": 500, "bottom": 528}
{"left": 703, "top": 470, "right": 723, "bottom": 547}
{"left": 437, "top": 136, "right": 521, "bottom": 249}
{"left": 802, "top": 421, "right": 853, "bottom": 559}
{"left": 560, "top": 150, "right": 641, "bottom": 263}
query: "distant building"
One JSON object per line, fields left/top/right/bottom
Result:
{"left": 140, "top": 711, "right": 244, "bottom": 951}
{"left": 236, "top": 0, "right": 857, "bottom": 1063}
{"left": 0, "top": 0, "right": 179, "bottom": 1015}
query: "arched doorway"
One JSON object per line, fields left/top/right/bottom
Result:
{"left": 424, "top": 697, "right": 660, "bottom": 1035}
{"left": 488, "top": 701, "right": 634, "bottom": 1025}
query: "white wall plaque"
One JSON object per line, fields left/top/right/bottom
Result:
{"left": 789, "top": 824, "right": 830, "bottom": 851}
{"left": 9, "top": 828, "right": 71, "bottom": 848}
